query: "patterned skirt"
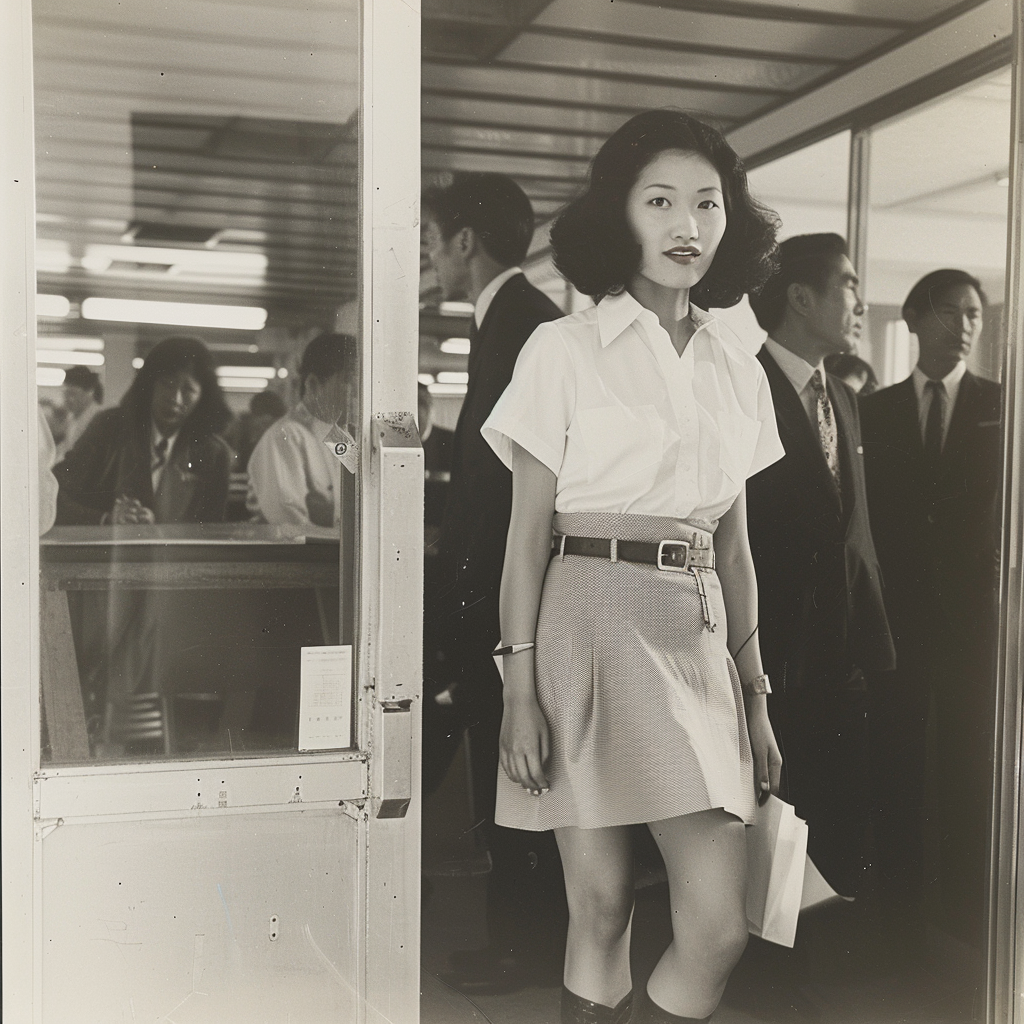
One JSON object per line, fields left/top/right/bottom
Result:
{"left": 494, "top": 511, "right": 755, "bottom": 832}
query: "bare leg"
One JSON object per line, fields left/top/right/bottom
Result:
{"left": 645, "top": 810, "right": 749, "bottom": 1019}
{"left": 554, "top": 824, "right": 635, "bottom": 1007}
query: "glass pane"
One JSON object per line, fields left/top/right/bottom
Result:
{"left": 866, "top": 70, "right": 1012, "bottom": 385}
{"left": 861, "top": 67, "right": 1011, "bottom": 997}
{"left": 35, "top": 0, "right": 361, "bottom": 764}
{"left": 714, "top": 132, "right": 851, "bottom": 349}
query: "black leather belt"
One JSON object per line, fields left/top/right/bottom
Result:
{"left": 553, "top": 533, "right": 714, "bottom": 572}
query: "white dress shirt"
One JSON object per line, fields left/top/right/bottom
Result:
{"left": 764, "top": 337, "right": 827, "bottom": 427}
{"left": 474, "top": 266, "right": 523, "bottom": 329}
{"left": 482, "top": 289, "right": 784, "bottom": 524}
{"left": 911, "top": 360, "right": 967, "bottom": 448}
{"left": 246, "top": 401, "right": 340, "bottom": 528}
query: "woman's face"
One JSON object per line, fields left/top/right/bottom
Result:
{"left": 625, "top": 149, "right": 727, "bottom": 294}
{"left": 151, "top": 370, "right": 203, "bottom": 435}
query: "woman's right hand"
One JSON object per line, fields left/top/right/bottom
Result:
{"left": 499, "top": 693, "right": 551, "bottom": 796}
{"left": 110, "top": 495, "right": 155, "bottom": 525}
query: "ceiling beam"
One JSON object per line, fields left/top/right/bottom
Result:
{"left": 622, "top": 0, "right": 911, "bottom": 31}
{"left": 727, "top": 0, "right": 1013, "bottom": 166}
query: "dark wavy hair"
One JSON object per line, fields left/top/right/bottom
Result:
{"left": 550, "top": 109, "right": 779, "bottom": 307}
{"left": 121, "top": 335, "right": 230, "bottom": 439}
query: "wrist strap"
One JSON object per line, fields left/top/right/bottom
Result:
{"left": 493, "top": 642, "right": 535, "bottom": 657}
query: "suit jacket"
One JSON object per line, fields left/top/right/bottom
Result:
{"left": 54, "top": 407, "right": 232, "bottom": 525}
{"left": 430, "top": 273, "right": 563, "bottom": 684}
{"left": 859, "top": 370, "right": 1002, "bottom": 660}
{"left": 745, "top": 348, "right": 895, "bottom": 692}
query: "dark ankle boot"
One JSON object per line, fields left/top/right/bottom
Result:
{"left": 560, "top": 985, "right": 634, "bottom": 1024}
{"left": 630, "top": 987, "right": 712, "bottom": 1023}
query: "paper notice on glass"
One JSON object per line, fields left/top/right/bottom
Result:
{"left": 298, "top": 645, "right": 352, "bottom": 751}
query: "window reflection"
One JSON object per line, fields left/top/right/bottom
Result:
{"left": 36, "top": 0, "right": 360, "bottom": 765}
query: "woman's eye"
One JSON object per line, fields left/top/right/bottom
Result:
{"left": 697, "top": 199, "right": 719, "bottom": 210}
{"left": 649, "top": 196, "right": 669, "bottom": 208}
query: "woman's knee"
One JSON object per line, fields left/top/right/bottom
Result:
{"left": 566, "top": 878, "right": 635, "bottom": 943}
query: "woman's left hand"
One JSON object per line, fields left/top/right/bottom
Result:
{"left": 745, "top": 699, "right": 782, "bottom": 805}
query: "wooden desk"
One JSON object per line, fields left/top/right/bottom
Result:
{"left": 40, "top": 524, "right": 342, "bottom": 763}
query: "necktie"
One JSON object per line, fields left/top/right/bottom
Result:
{"left": 152, "top": 435, "right": 169, "bottom": 474}
{"left": 924, "top": 379, "right": 945, "bottom": 463}
{"left": 809, "top": 369, "right": 841, "bottom": 492}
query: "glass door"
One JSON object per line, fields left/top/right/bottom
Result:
{"left": 3, "top": 0, "right": 421, "bottom": 1020}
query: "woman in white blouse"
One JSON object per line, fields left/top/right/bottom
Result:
{"left": 482, "top": 111, "right": 784, "bottom": 1024}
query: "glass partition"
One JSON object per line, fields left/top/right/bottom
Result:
{"left": 34, "top": 0, "right": 361, "bottom": 764}
{"left": 865, "top": 69, "right": 1012, "bottom": 386}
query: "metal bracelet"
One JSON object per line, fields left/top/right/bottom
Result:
{"left": 741, "top": 672, "right": 771, "bottom": 696}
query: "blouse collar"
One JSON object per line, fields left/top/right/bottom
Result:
{"left": 596, "top": 289, "right": 714, "bottom": 348}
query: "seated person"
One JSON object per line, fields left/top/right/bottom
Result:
{"left": 55, "top": 335, "right": 232, "bottom": 525}
{"left": 824, "top": 351, "right": 879, "bottom": 395}
{"left": 56, "top": 365, "right": 104, "bottom": 461}
{"left": 246, "top": 332, "right": 355, "bottom": 529}
{"left": 223, "top": 389, "right": 287, "bottom": 470}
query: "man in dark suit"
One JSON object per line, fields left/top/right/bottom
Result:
{"left": 420, "top": 173, "right": 566, "bottom": 991}
{"left": 746, "top": 233, "right": 895, "bottom": 900}
{"left": 861, "top": 269, "right": 1002, "bottom": 952}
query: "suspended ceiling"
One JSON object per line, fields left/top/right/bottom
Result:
{"left": 31, "top": 0, "right": 1008, "bottom": 339}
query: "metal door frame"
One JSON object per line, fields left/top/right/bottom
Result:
{"left": 0, "top": 0, "right": 422, "bottom": 1020}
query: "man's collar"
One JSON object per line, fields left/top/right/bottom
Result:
{"left": 596, "top": 289, "right": 713, "bottom": 348}
{"left": 474, "top": 266, "right": 523, "bottom": 328}
{"left": 911, "top": 359, "right": 967, "bottom": 399}
{"left": 764, "top": 337, "right": 824, "bottom": 394}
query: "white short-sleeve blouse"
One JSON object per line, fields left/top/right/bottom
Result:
{"left": 481, "top": 289, "right": 784, "bottom": 524}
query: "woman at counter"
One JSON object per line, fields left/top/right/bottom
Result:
{"left": 54, "top": 335, "right": 232, "bottom": 526}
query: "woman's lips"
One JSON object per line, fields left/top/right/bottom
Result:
{"left": 663, "top": 247, "right": 700, "bottom": 264}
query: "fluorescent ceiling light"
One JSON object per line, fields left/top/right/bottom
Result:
{"left": 417, "top": 373, "right": 436, "bottom": 386}
{"left": 37, "top": 349, "right": 105, "bottom": 367}
{"left": 37, "top": 367, "right": 66, "bottom": 387}
{"left": 437, "top": 371, "right": 469, "bottom": 384}
{"left": 82, "top": 244, "right": 267, "bottom": 276}
{"left": 208, "top": 342, "right": 260, "bottom": 354}
{"left": 218, "top": 377, "right": 269, "bottom": 391}
{"left": 216, "top": 366, "right": 276, "bottom": 379}
{"left": 83, "top": 297, "right": 267, "bottom": 331}
{"left": 428, "top": 382, "right": 468, "bottom": 396}
{"left": 36, "top": 336, "right": 104, "bottom": 351}
{"left": 37, "top": 294, "right": 71, "bottom": 318}
{"left": 36, "top": 241, "right": 72, "bottom": 274}
{"left": 439, "top": 301, "right": 474, "bottom": 316}
{"left": 440, "top": 337, "right": 471, "bottom": 355}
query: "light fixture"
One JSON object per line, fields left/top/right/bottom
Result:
{"left": 428, "top": 382, "right": 468, "bottom": 396}
{"left": 277, "top": 367, "right": 289, "bottom": 379}
{"left": 82, "top": 244, "right": 267, "bottom": 277}
{"left": 36, "top": 336, "right": 104, "bottom": 351}
{"left": 440, "top": 337, "right": 471, "bottom": 355}
{"left": 36, "top": 241, "right": 72, "bottom": 274}
{"left": 417, "top": 373, "right": 436, "bottom": 386}
{"left": 132, "top": 357, "right": 144, "bottom": 369}
{"left": 437, "top": 371, "right": 469, "bottom": 384}
{"left": 216, "top": 366, "right": 276, "bottom": 379}
{"left": 439, "top": 301, "right": 474, "bottom": 316}
{"left": 37, "top": 349, "right": 105, "bottom": 367}
{"left": 218, "top": 377, "right": 270, "bottom": 391}
{"left": 82, "top": 297, "right": 267, "bottom": 331}
{"left": 37, "top": 294, "right": 71, "bottom": 318}
{"left": 37, "top": 367, "right": 66, "bottom": 387}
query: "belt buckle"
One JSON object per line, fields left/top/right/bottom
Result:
{"left": 657, "top": 539, "right": 690, "bottom": 572}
